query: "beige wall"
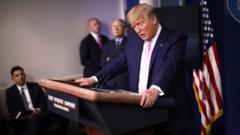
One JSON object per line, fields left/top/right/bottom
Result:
{"left": 0, "top": 0, "right": 125, "bottom": 87}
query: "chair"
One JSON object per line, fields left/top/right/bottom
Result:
{"left": 0, "top": 87, "right": 16, "bottom": 135}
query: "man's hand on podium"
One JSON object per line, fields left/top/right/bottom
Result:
{"left": 74, "top": 76, "right": 97, "bottom": 87}
{"left": 140, "top": 88, "right": 160, "bottom": 108}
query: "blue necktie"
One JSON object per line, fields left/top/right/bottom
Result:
{"left": 116, "top": 40, "right": 120, "bottom": 49}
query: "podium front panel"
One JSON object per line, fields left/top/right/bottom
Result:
{"left": 77, "top": 101, "right": 168, "bottom": 135}
{"left": 47, "top": 89, "right": 80, "bottom": 123}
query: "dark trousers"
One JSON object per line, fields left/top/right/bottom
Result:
{"left": 13, "top": 111, "right": 52, "bottom": 135}
{"left": 13, "top": 111, "right": 69, "bottom": 135}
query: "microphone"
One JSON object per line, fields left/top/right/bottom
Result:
{"left": 94, "top": 74, "right": 108, "bottom": 90}
{"left": 99, "top": 75, "right": 110, "bottom": 89}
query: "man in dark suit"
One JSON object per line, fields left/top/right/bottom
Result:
{"left": 80, "top": 17, "right": 109, "bottom": 77}
{"left": 6, "top": 66, "right": 68, "bottom": 135}
{"left": 75, "top": 4, "right": 191, "bottom": 135}
{"left": 6, "top": 66, "right": 49, "bottom": 135}
{"left": 100, "top": 18, "right": 128, "bottom": 90}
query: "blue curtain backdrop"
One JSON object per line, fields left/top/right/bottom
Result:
{"left": 126, "top": 0, "right": 139, "bottom": 10}
{"left": 186, "top": 0, "right": 240, "bottom": 134}
{"left": 221, "top": 0, "right": 240, "bottom": 134}
{"left": 200, "top": 0, "right": 240, "bottom": 134}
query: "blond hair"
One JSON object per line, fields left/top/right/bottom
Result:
{"left": 127, "top": 3, "right": 156, "bottom": 24}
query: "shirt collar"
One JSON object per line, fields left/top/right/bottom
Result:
{"left": 150, "top": 24, "right": 162, "bottom": 44}
{"left": 143, "top": 24, "right": 162, "bottom": 48}
{"left": 115, "top": 37, "right": 124, "bottom": 43}
{"left": 90, "top": 32, "right": 100, "bottom": 39}
{"left": 16, "top": 84, "right": 27, "bottom": 92}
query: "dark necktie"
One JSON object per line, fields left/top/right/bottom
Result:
{"left": 20, "top": 87, "right": 29, "bottom": 110}
{"left": 116, "top": 40, "right": 120, "bottom": 49}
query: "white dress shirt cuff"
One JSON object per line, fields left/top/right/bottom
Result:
{"left": 92, "top": 76, "right": 98, "bottom": 82}
{"left": 16, "top": 112, "right": 21, "bottom": 119}
{"left": 150, "top": 85, "right": 165, "bottom": 96}
{"left": 35, "top": 108, "right": 41, "bottom": 111}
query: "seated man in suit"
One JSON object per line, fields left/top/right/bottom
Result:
{"left": 6, "top": 66, "right": 68, "bottom": 135}
{"left": 100, "top": 18, "right": 129, "bottom": 90}
{"left": 75, "top": 4, "right": 192, "bottom": 135}
{"left": 80, "top": 17, "right": 109, "bottom": 77}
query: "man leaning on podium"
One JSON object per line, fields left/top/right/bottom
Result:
{"left": 76, "top": 3, "right": 192, "bottom": 135}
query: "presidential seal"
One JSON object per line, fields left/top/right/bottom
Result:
{"left": 227, "top": 0, "right": 240, "bottom": 23}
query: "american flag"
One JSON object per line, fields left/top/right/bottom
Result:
{"left": 193, "top": 0, "right": 223, "bottom": 134}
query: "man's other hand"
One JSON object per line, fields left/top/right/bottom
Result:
{"left": 140, "top": 88, "right": 159, "bottom": 108}
{"left": 74, "top": 76, "right": 97, "bottom": 87}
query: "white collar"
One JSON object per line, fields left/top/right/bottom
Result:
{"left": 17, "top": 84, "right": 26, "bottom": 89}
{"left": 90, "top": 32, "right": 100, "bottom": 39}
{"left": 16, "top": 84, "right": 27, "bottom": 93}
{"left": 115, "top": 37, "right": 124, "bottom": 43}
{"left": 150, "top": 24, "right": 162, "bottom": 44}
{"left": 143, "top": 24, "right": 162, "bottom": 49}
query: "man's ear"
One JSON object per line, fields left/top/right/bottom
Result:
{"left": 152, "top": 16, "right": 158, "bottom": 25}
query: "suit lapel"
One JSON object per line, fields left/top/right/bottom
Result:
{"left": 26, "top": 83, "right": 35, "bottom": 107}
{"left": 13, "top": 85, "right": 26, "bottom": 110}
{"left": 109, "top": 40, "right": 115, "bottom": 50}
{"left": 89, "top": 34, "right": 101, "bottom": 48}
{"left": 149, "top": 27, "right": 168, "bottom": 71}
{"left": 119, "top": 36, "right": 127, "bottom": 50}
{"left": 136, "top": 37, "right": 144, "bottom": 80}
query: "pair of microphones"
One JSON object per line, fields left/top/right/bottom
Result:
{"left": 93, "top": 74, "right": 111, "bottom": 91}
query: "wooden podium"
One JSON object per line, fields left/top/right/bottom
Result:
{"left": 38, "top": 79, "right": 174, "bottom": 135}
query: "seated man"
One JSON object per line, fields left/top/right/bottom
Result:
{"left": 6, "top": 65, "right": 68, "bottom": 135}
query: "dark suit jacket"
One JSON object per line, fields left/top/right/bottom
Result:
{"left": 80, "top": 34, "right": 109, "bottom": 77}
{"left": 95, "top": 26, "right": 191, "bottom": 134}
{"left": 100, "top": 36, "right": 129, "bottom": 90}
{"left": 6, "top": 82, "right": 47, "bottom": 118}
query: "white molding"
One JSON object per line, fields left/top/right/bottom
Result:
{"left": 119, "top": 0, "right": 127, "bottom": 20}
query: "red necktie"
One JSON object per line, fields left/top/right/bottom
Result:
{"left": 97, "top": 35, "right": 103, "bottom": 49}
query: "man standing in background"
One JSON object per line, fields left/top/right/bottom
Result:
{"left": 80, "top": 17, "right": 109, "bottom": 77}
{"left": 100, "top": 18, "right": 128, "bottom": 90}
